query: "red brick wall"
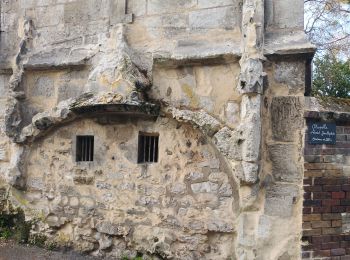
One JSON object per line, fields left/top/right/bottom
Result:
{"left": 303, "top": 125, "right": 350, "bottom": 259}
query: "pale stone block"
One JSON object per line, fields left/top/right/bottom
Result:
{"left": 225, "top": 101, "right": 240, "bottom": 126}
{"left": 127, "top": 0, "right": 147, "bottom": 17}
{"left": 264, "top": 183, "right": 299, "bottom": 218}
{"left": 273, "top": 0, "right": 304, "bottom": 29}
{"left": 197, "top": 0, "right": 234, "bottom": 9}
{"left": 269, "top": 144, "right": 302, "bottom": 183}
{"left": 189, "top": 6, "right": 237, "bottom": 29}
{"left": 147, "top": 0, "right": 197, "bottom": 15}
{"left": 257, "top": 215, "right": 272, "bottom": 239}
{"left": 274, "top": 61, "right": 305, "bottom": 93}
{"left": 34, "top": 5, "right": 64, "bottom": 28}
{"left": 29, "top": 76, "right": 55, "bottom": 98}
{"left": 161, "top": 13, "right": 188, "bottom": 28}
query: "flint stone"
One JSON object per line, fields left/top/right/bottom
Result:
{"left": 218, "top": 183, "right": 233, "bottom": 197}
{"left": 96, "top": 221, "right": 130, "bottom": 236}
{"left": 136, "top": 196, "right": 159, "bottom": 207}
{"left": 170, "top": 183, "right": 187, "bottom": 195}
{"left": 185, "top": 171, "right": 204, "bottom": 181}
{"left": 117, "top": 182, "right": 135, "bottom": 190}
{"left": 96, "top": 182, "right": 112, "bottom": 190}
{"left": 269, "top": 144, "right": 302, "bottom": 183}
{"left": 99, "top": 234, "right": 113, "bottom": 250}
{"left": 264, "top": 183, "right": 300, "bottom": 218}
{"left": 207, "top": 218, "right": 234, "bottom": 233}
{"left": 209, "top": 172, "right": 229, "bottom": 183}
{"left": 271, "top": 97, "right": 303, "bottom": 142}
{"left": 191, "top": 182, "right": 219, "bottom": 193}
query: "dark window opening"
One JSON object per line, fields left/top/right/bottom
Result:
{"left": 138, "top": 132, "right": 159, "bottom": 164}
{"left": 76, "top": 136, "right": 94, "bottom": 162}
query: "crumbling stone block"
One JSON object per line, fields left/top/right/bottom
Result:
{"left": 264, "top": 183, "right": 300, "bottom": 218}
{"left": 271, "top": 96, "right": 304, "bottom": 142}
{"left": 269, "top": 144, "right": 302, "bottom": 183}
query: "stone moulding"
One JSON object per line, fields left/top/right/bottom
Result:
{"left": 166, "top": 107, "right": 259, "bottom": 186}
{"left": 15, "top": 91, "right": 160, "bottom": 144}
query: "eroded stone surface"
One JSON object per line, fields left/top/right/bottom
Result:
{"left": 271, "top": 96, "right": 304, "bottom": 142}
{"left": 269, "top": 144, "right": 302, "bottom": 183}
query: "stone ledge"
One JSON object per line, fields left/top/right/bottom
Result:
{"left": 305, "top": 97, "right": 350, "bottom": 123}
{"left": 264, "top": 29, "right": 316, "bottom": 56}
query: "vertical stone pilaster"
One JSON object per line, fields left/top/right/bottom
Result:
{"left": 236, "top": 0, "right": 265, "bottom": 259}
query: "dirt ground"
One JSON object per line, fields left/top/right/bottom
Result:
{"left": 0, "top": 241, "right": 100, "bottom": 260}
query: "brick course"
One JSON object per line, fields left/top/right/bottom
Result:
{"left": 303, "top": 124, "right": 350, "bottom": 259}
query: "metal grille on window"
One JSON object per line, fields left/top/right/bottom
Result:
{"left": 76, "top": 136, "right": 94, "bottom": 162}
{"left": 138, "top": 132, "right": 159, "bottom": 164}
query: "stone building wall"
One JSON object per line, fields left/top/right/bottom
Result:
{"left": 24, "top": 117, "right": 237, "bottom": 258}
{"left": 303, "top": 99, "right": 350, "bottom": 259}
{"left": 0, "top": 0, "right": 314, "bottom": 259}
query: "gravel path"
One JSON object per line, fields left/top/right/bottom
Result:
{"left": 0, "top": 241, "right": 100, "bottom": 260}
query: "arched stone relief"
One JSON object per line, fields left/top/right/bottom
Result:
{"left": 17, "top": 114, "right": 239, "bottom": 259}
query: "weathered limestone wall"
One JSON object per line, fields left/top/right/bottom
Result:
{"left": 0, "top": 0, "right": 314, "bottom": 259}
{"left": 22, "top": 117, "right": 237, "bottom": 258}
{"left": 303, "top": 98, "right": 350, "bottom": 259}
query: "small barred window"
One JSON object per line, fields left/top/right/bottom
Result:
{"left": 76, "top": 136, "right": 94, "bottom": 162}
{"left": 138, "top": 132, "right": 159, "bottom": 164}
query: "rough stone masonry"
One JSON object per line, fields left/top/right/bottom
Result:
{"left": 0, "top": 0, "right": 315, "bottom": 259}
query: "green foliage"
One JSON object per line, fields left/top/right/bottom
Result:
{"left": 28, "top": 234, "right": 47, "bottom": 248}
{"left": 0, "top": 209, "right": 31, "bottom": 243}
{"left": 1, "top": 228, "right": 11, "bottom": 239}
{"left": 312, "top": 55, "right": 350, "bottom": 98}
